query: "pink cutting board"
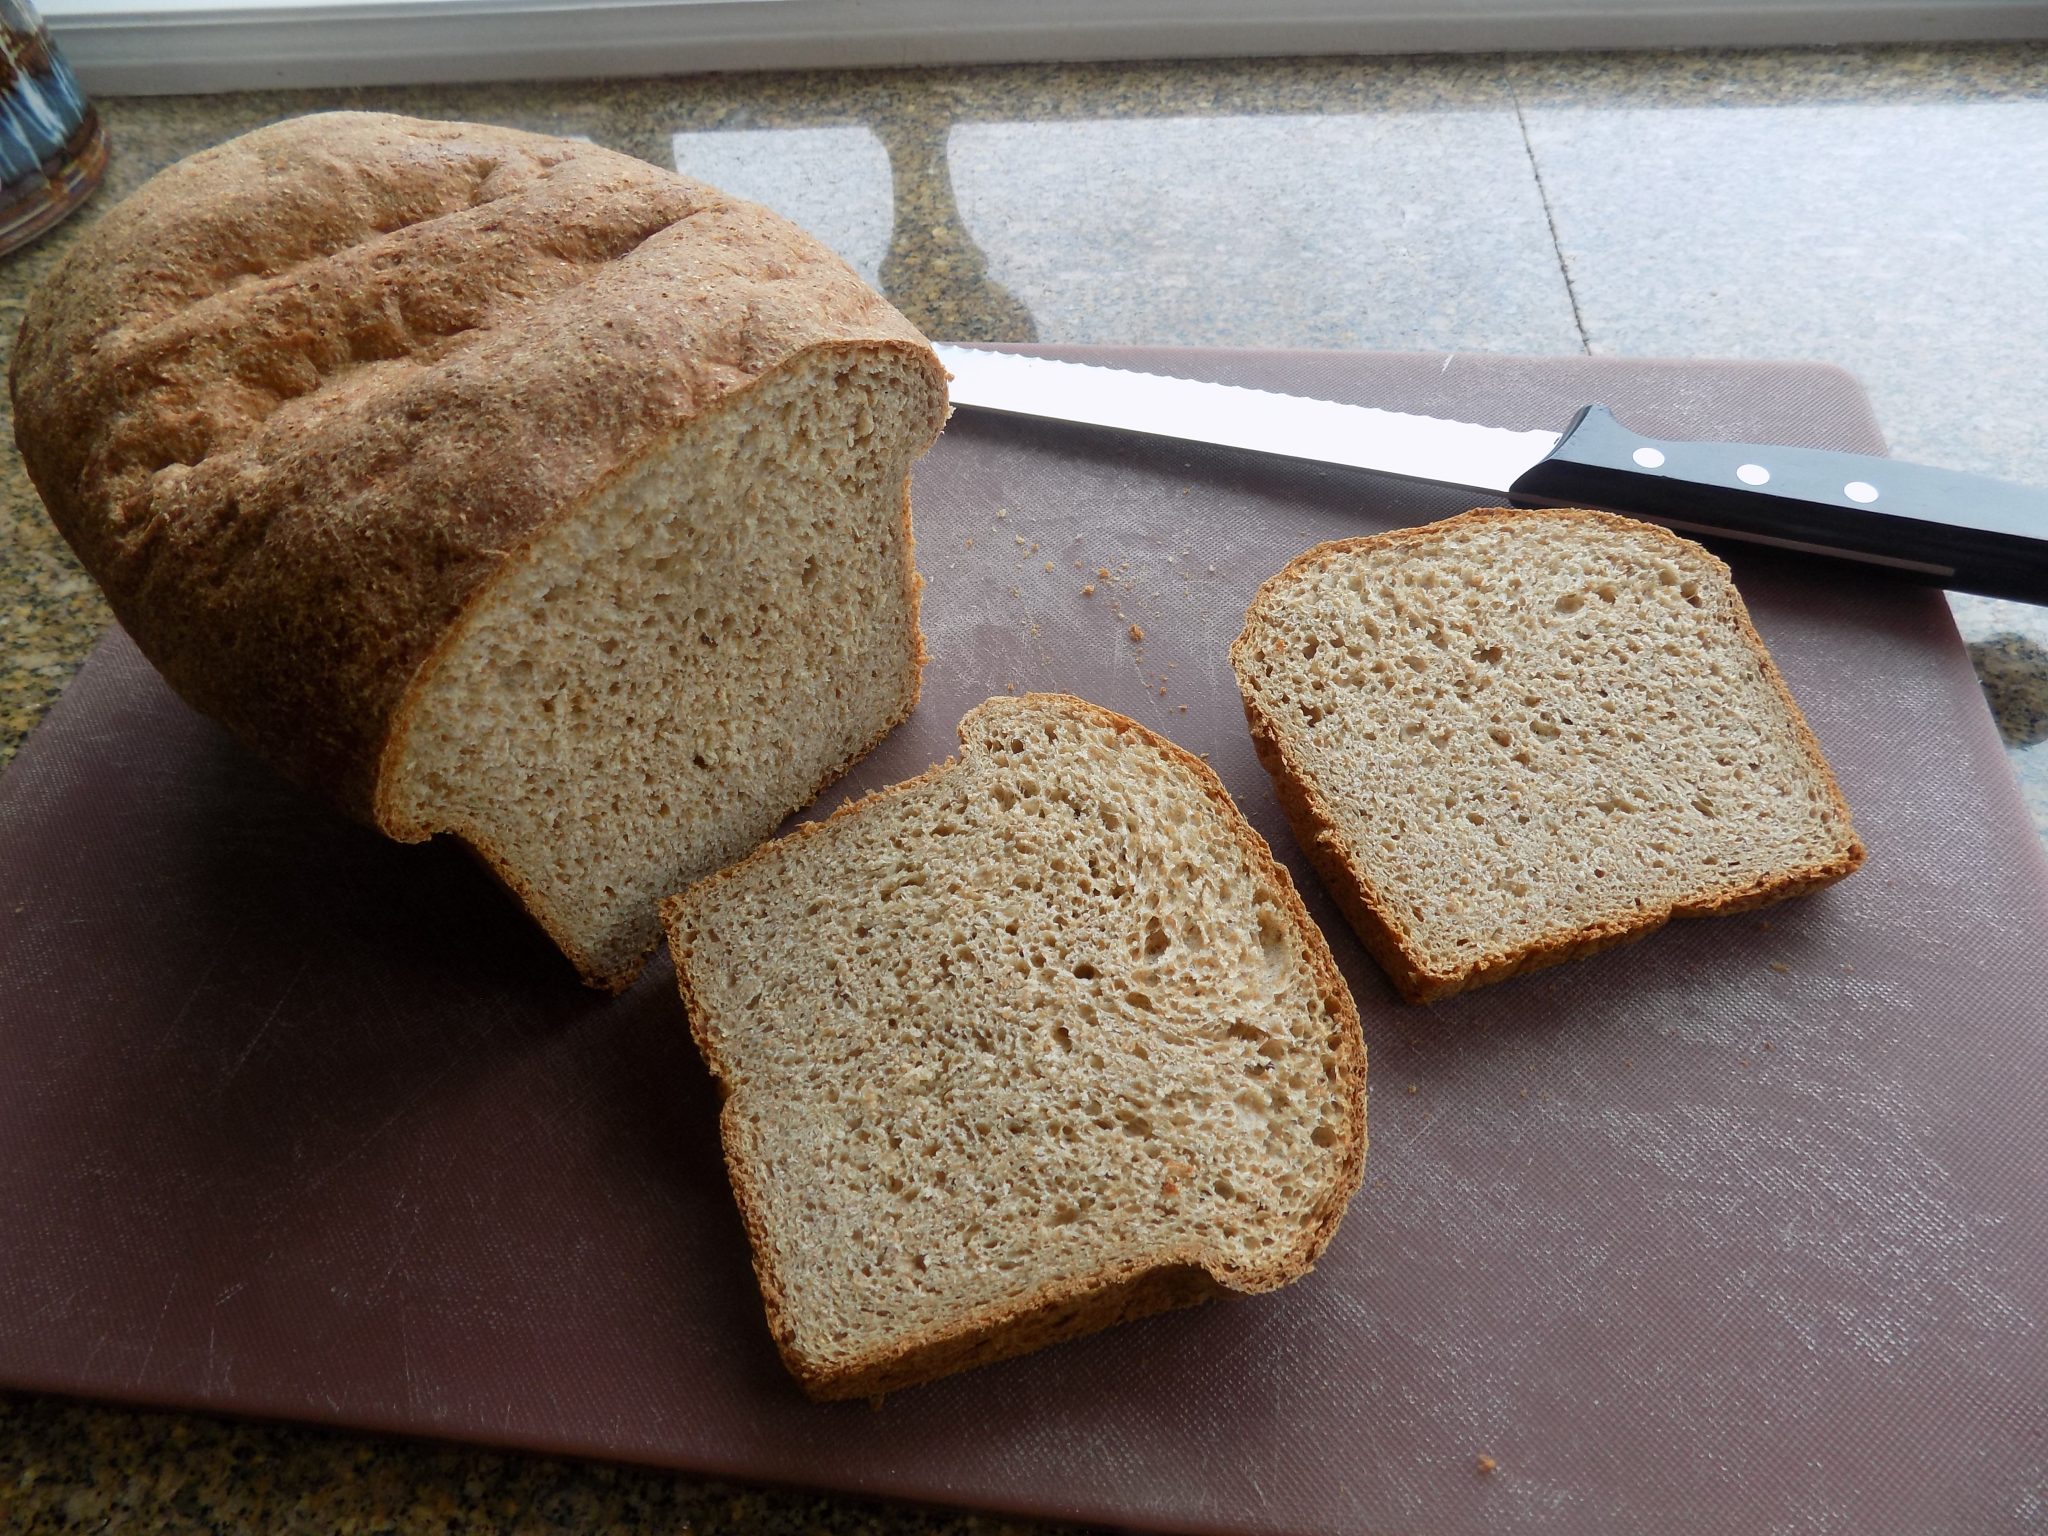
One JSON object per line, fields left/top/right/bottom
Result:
{"left": 2, "top": 348, "right": 2043, "bottom": 1535}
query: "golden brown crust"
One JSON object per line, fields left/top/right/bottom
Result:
{"left": 796, "top": 1253, "right": 1227, "bottom": 1402}
{"left": 1231, "top": 507, "right": 1866, "bottom": 1005}
{"left": 659, "top": 693, "right": 1368, "bottom": 1400}
{"left": 11, "top": 112, "right": 944, "bottom": 825}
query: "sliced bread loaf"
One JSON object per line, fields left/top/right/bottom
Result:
{"left": 1231, "top": 508, "right": 1864, "bottom": 1003}
{"left": 11, "top": 113, "right": 948, "bottom": 990}
{"left": 660, "top": 694, "right": 1367, "bottom": 1400}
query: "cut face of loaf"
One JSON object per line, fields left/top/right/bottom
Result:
{"left": 1231, "top": 508, "right": 1864, "bottom": 1003}
{"left": 380, "top": 351, "right": 930, "bottom": 989}
{"left": 662, "top": 694, "right": 1367, "bottom": 1400}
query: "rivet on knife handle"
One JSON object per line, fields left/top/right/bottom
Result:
{"left": 1510, "top": 405, "right": 2048, "bottom": 604}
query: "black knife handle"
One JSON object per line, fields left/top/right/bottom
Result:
{"left": 1508, "top": 405, "right": 2048, "bottom": 605}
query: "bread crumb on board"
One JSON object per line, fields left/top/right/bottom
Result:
{"left": 1129, "top": 624, "right": 1145, "bottom": 643}
{"left": 1477, "top": 1455, "right": 1498, "bottom": 1476}
{"left": 1081, "top": 584, "right": 1096, "bottom": 597}
{"left": 1768, "top": 961, "right": 1790, "bottom": 974}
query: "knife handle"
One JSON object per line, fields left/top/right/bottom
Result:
{"left": 1507, "top": 404, "right": 2048, "bottom": 605}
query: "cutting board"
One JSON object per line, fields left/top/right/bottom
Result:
{"left": 3, "top": 348, "right": 2044, "bottom": 1536}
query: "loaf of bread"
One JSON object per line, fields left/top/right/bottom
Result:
{"left": 661, "top": 694, "right": 1367, "bottom": 1399}
{"left": 10, "top": 113, "right": 949, "bottom": 990}
{"left": 1231, "top": 508, "right": 1864, "bottom": 1003}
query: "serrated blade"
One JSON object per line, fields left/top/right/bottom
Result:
{"left": 933, "top": 344, "right": 1561, "bottom": 495}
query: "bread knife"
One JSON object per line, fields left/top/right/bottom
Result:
{"left": 934, "top": 344, "right": 2048, "bottom": 605}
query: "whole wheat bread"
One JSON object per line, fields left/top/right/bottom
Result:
{"left": 1231, "top": 508, "right": 1864, "bottom": 1003}
{"left": 660, "top": 694, "right": 1368, "bottom": 1400}
{"left": 10, "top": 112, "right": 949, "bottom": 990}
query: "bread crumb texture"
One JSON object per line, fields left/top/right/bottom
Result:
{"left": 662, "top": 694, "right": 1367, "bottom": 1399}
{"left": 11, "top": 112, "right": 947, "bottom": 990}
{"left": 1231, "top": 509, "right": 1863, "bottom": 1003}
{"left": 385, "top": 352, "right": 936, "bottom": 988}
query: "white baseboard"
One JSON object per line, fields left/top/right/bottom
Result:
{"left": 42, "top": 0, "right": 2048, "bottom": 97}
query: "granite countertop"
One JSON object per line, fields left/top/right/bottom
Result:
{"left": 4, "top": 39, "right": 2045, "bottom": 1534}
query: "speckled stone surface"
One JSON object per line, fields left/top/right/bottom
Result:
{"left": 3, "top": 40, "right": 2046, "bottom": 1534}
{"left": 0, "top": 1392, "right": 1057, "bottom": 1535}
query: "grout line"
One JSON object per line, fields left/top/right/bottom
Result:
{"left": 1507, "top": 70, "right": 1592, "bottom": 357}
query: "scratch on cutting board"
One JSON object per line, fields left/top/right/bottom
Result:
{"left": 366, "top": 1196, "right": 409, "bottom": 1294}
{"left": 163, "top": 946, "right": 233, "bottom": 1037}
{"left": 369, "top": 1178, "right": 427, "bottom": 1297}
{"left": 400, "top": 1310, "right": 419, "bottom": 1412}
{"left": 134, "top": 1271, "right": 180, "bottom": 1385}
{"left": 218, "top": 956, "right": 310, "bottom": 1095}
{"left": 25, "top": 1286, "right": 80, "bottom": 1325}
{"left": 297, "top": 1057, "right": 465, "bottom": 1199}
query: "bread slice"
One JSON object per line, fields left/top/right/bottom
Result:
{"left": 660, "top": 694, "right": 1367, "bottom": 1400}
{"left": 10, "top": 113, "right": 948, "bottom": 990}
{"left": 1231, "top": 508, "right": 1864, "bottom": 1003}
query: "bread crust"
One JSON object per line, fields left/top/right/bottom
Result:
{"left": 1231, "top": 507, "right": 1865, "bottom": 1004}
{"left": 10, "top": 112, "right": 946, "bottom": 831}
{"left": 662, "top": 693, "right": 1368, "bottom": 1400}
